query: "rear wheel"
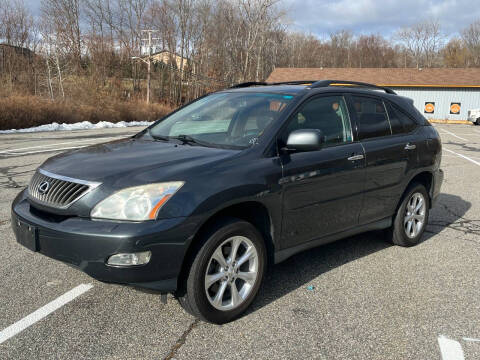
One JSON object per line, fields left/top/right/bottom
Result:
{"left": 476, "top": 118, "right": 480, "bottom": 125}
{"left": 177, "top": 218, "right": 266, "bottom": 324}
{"left": 386, "top": 183, "right": 430, "bottom": 247}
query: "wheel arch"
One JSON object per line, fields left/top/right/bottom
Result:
{"left": 176, "top": 201, "right": 275, "bottom": 294}
{"left": 401, "top": 171, "right": 434, "bottom": 209}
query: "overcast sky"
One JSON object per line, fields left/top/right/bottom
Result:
{"left": 25, "top": 0, "right": 480, "bottom": 38}
{"left": 281, "top": 0, "right": 480, "bottom": 38}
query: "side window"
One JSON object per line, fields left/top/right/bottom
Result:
{"left": 283, "top": 96, "right": 353, "bottom": 146}
{"left": 386, "top": 102, "right": 417, "bottom": 134}
{"left": 351, "top": 96, "right": 391, "bottom": 140}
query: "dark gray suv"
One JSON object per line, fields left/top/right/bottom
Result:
{"left": 12, "top": 80, "right": 443, "bottom": 323}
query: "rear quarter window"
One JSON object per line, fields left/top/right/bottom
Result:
{"left": 386, "top": 102, "right": 417, "bottom": 134}
{"left": 351, "top": 96, "right": 391, "bottom": 140}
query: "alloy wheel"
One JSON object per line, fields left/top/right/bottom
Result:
{"left": 404, "top": 192, "right": 426, "bottom": 238}
{"left": 204, "top": 236, "right": 259, "bottom": 311}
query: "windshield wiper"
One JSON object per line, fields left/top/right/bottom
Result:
{"left": 147, "top": 128, "right": 170, "bottom": 141}
{"left": 170, "top": 134, "right": 210, "bottom": 147}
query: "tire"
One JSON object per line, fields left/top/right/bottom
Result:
{"left": 177, "top": 217, "right": 266, "bottom": 324}
{"left": 386, "top": 183, "right": 430, "bottom": 247}
{"left": 476, "top": 118, "right": 480, "bottom": 126}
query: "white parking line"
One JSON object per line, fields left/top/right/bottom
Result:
{"left": 0, "top": 136, "right": 123, "bottom": 154}
{"left": 444, "top": 148, "right": 480, "bottom": 167}
{"left": 440, "top": 129, "right": 469, "bottom": 142}
{"left": 0, "top": 284, "right": 93, "bottom": 344}
{"left": 1, "top": 145, "right": 95, "bottom": 156}
{"left": 438, "top": 335, "right": 465, "bottom": 360}
{"left": 463, "top": 337, "right": 480, "bottom": 342}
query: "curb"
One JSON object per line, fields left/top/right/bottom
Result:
{"left": 428, "top": 119, "right": 473, "bottom": 125}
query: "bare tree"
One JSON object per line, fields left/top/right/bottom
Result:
{"left": 462, "top": 20, "right": 480, "bottom": 66}
{"left": 41, "top": 0, "right": 83, "bottom": 73}
{"left": 329, "top": 30, "right": 353, "bottom": 67}
{"left": 0, "top": 0, "right": 33, "bottom": 47}
{"left": 1, "top": 0, "right": 480, "bottom": 120}
{"left": 397, "top": 20, "right": 443, "bottom": 68}
{"left": 442, "top": 38, "right": 468, "bottom": 68}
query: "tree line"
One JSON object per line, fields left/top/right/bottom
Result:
{"left": 0, "top": 0, "right": 480, "bottom": 108}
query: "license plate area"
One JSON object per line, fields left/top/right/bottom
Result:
{"left": 15, "top": 220, "right": 38, "bottom": 252}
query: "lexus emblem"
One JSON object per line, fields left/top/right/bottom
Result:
{"left": 38, "top": 181, "right": 50, "bottom": 195}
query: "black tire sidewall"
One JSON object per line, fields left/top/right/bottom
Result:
{"left": 393, "top": 184, "right": 430, "bottom": 246}
{"left": 187, "top": 219, "right": 266, "bottom": 324}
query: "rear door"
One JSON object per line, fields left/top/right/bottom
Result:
{"left": 349, "top": 95, "right": 418, "bottom": 225}
{"left": 385, "top": 101, "right": 422, "bottom": 168}
{"left": 279, "top": 94, "right": 366, "bottom": 249}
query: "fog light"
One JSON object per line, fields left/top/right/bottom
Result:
{"left": 107, "top": 251, "right": 151, "bottom": 266}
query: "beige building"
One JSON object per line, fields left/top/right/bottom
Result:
{"left": 147, "top": 50, "right": 194, "bottom": 74}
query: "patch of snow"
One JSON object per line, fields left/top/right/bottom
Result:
{"left": 0, "top": 120, "right": 153, "bottom": 134}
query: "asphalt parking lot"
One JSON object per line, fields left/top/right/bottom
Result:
{"left": 0, "top": 124, "right": 479, "bottom": 359}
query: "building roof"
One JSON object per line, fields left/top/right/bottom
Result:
{"left": 141, "top": 49, "right": 190, "bottom": 61}
{"left": 0, "top": 43, "right": 32, "bottom": 55}
{"left": 266, "top": 68, "right": 480, "bottom": 88}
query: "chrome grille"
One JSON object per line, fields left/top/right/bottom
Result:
{"left": 28, "top": 169, "right": 101, "bottom": 209}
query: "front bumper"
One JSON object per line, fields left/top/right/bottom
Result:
{"left": 11, "top": 190, "right": 196, "bottom": 292}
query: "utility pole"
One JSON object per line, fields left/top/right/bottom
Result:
{"left": 144, "top": 30, "right": 153, "bottom": 104}
{"left": 133, "top": 30, "right": 159, "bottom": 104}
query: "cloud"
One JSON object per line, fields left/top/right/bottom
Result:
{"left": 281, "top": 0, "right": 480, "bottom": 37}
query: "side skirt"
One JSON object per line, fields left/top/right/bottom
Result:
{"left": 274, "top": 217, "right": 392, "bottom": 264}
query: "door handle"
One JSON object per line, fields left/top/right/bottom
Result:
{"left": 404, "top": 143, "right": 416, "bottom": 150}
{"left": 347, "top": 154, "right": 364, "bottom": 161}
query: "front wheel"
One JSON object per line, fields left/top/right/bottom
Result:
{"left": 386, "top": 183, "right": 430, "bottom": 247}
{"left": 177, "top": 218, "right": 266, "bottom": 324}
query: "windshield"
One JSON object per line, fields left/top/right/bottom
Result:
{"left": 147, "top": 92, "right": 294, "bottom": 148}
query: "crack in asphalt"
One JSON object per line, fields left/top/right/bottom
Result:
{"left": 0, "top": 169, "right": 36, "bottom": 178}
{"left": 427, "top": 202, "right": 480, "bottom": 245}
{"left": 444, "top": 140, "right": 480, "bottom": 153}
{"left": 0, "top": 164, "right": 35, "bottom": 189}
{"left": 163, "top": 319, "right": 200, "bottom": 360}
{"left": 0, "top": 219, "right": 10, "bottom": 226}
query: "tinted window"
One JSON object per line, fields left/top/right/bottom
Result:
{"left": 386, "top": 103, "right": 417, "bottom": 134}
{"left": 352, "top": 96, "right": 391, "bottom": 140}
{"left": 283, "top": 96, "right": 353, "bottom": 146}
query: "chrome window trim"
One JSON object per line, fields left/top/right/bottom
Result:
{"left": 38, "top": 169, "right": 102, "bottom": 187}
{"left": 28, "top": 169, "right": 102, "bottom": 209}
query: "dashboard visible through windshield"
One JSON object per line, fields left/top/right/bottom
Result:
{"left": 147, "top": 92, "right": 294, "bottom": 149}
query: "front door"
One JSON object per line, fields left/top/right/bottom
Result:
{"left": 279, "top": 95, "right": 366, "bottom": 249}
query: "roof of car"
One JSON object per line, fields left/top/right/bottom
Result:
{"left": 220, "top": 81, "right": 418, "bottom": 116}
{"left": 222, "top": 85, "right": 308, "bottom": 95}
{"left": 222, "top": 84, "right": 400, "bottom": 99}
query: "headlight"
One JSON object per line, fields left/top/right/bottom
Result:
{"left": 91, "top": 182, "right": 184, "bottom": 221}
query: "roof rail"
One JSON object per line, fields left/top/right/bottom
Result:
{"left": 309, "top": 80, "right": 397, "bottom": 95}
{"left": 229, "top": 79, "right": 397, "bottom": 95}
{"left": 230, "top": 82, "right": 268, "bottom": 88}
{"left": 230, "top": 80, "right": 316, "bottom": 88}
{"left": 271, "top": 80, "right": 318, "bottom": 85}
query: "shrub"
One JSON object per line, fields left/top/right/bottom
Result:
{"left": 0, "top": 96, "right": 172, "bottom": 130}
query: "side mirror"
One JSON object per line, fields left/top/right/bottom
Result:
{"left": 283, "top": 129, "right": 324, "bottom": 152}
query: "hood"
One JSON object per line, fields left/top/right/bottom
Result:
{"left": 41, "top": 138, "right": 240, "bottom": 184}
